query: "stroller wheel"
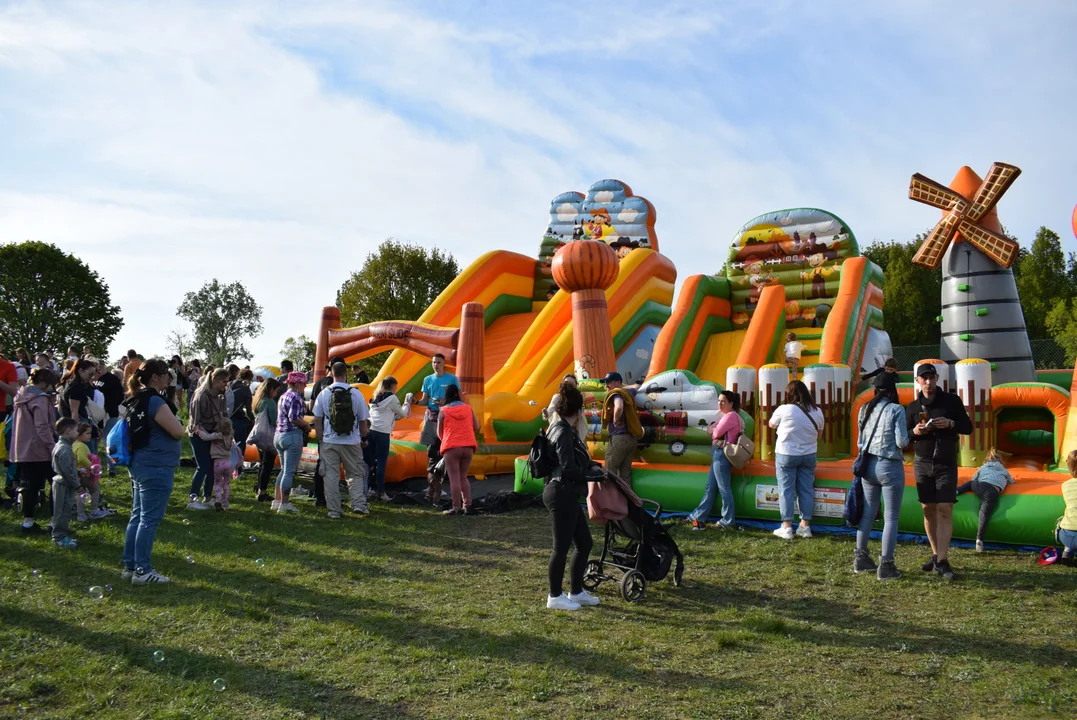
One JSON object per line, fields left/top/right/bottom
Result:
{"left": 583, "top": 560, "right": 603, "bottom": 592}
{"left": 620, "top": 569, "right": 646, "bottom": 603}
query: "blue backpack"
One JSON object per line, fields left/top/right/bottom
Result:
{"left": 106, "top": 416, "right": 132, "bottom": 467}
{"left": 107, "top": 390, "right": 159, "bottom": 466}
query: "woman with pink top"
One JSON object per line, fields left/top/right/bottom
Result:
{"left": 436, "top": 384, "right": 479, "bottom": 516}
{"left": 687, "top": 390, "right": 744, "bottom": 530}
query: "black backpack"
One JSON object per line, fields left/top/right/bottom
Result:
{"left": 123, "top": 389, "right": 161, "bottom": 451}
{"left": 328, "top": 386, "right": 357, "bottom": 435}
{"left": 528, "top": 427, "right": 558, "bottom": 479}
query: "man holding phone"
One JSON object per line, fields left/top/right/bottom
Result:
{"left": 905, "top": 363, "right": 972, "bottom": 580}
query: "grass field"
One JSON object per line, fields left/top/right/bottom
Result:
{"left": 2, "top": 467, "right": 1077, "bottom": 719}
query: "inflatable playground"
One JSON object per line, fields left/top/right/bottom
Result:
{"left": 281, "top": 165, "right": 1076, "bottom": 547}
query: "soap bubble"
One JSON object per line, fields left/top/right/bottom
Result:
{"left": 88, "top": 585, "right": 104, "bottom": 600}
{"left": 182, "top": 518, "right": 191, "bottom": 526}
{"left": 185, "top": 555, "right": 195, "bottom": 564}
{"left": 153, "top": 650, "right": 165, "bottom": 663}
{"left": 104, "top": 584, "right": 113, "bottom": 592}
{"left": 213, "top": 678, "right": 227, "bottom": 692}
{"left": 254, "top": 558, "right": 265, "bottom": 569}
{"left": 79, "top": 492, "right": 91, "bottom": 504}
{"left": 30, "top": 569, "right": 42, "bottom": 578}
{"left": 248, "top": 535, "right": 257, "bottom": 543}
{"left": 528, "top": 400, "right": 537, "bottom": 406}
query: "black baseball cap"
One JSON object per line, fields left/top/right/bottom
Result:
{"left": 601, "top": 371, "right": 623, "bottom": 384}
{"left": 873, "top": 371, "right": 898, "bottom": 392}
{"left": 916, "top": 363, "right": 938, "bottom": 378}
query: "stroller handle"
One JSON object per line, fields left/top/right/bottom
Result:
{"left": 640, "top": 498, "right": 662, "bottom": 518}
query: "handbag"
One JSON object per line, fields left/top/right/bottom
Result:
{"left": 723, "top": 432, "right": 755, "bottom": 470}
{"left": 587, "top": 475, "right": 628, "bottom": 525}
{"left": 843, "top": 476, "right": 865, "bottom": 527}
{"left": 851, "top": 407, "right": 882, "bottom": 479}
{"left": 247, "top": 410, "right": 275, "bottom": 452}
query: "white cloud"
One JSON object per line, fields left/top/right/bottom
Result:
{"left": 592, "top": 191, "right": 615, "bottom": 203}
{"left": 556, "top": 203, "right": 578, "bottom": 222}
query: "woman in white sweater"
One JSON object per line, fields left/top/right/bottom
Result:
{"left": 768, "top": 380, "right": 825, "bottom": 540}
{"left": 542, "top": 374, "right": 588, "bottom": 444}
{"left": 368, "top": 376, "right": 412, "bottom": 501}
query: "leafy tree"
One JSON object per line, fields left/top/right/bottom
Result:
{"left": 1014, "top": 227, "right": 1071, "bottom": 339}
{"left": 862, "top": 236, "right": 942, "bottom": 346}
{"left": 0, "top": 241, "right": 123, "bottom": 355}
{"left": 164, "top": 328, "right": 197, "bottom": 360}
{"left": 280, "top": 335, "right": 316, "bottom": 372}
{"left": 336, "top": 239, "right": 459, "bottom": 377}
{"left": 177, "top": 279, "right": 263, "bottom": 365}
{"left": 1045, "top": 298, "right": 1077, "bottom": 367}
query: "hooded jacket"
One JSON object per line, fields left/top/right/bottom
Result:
{"left": 10, "top": 385, "right": 57, "bottom": 463}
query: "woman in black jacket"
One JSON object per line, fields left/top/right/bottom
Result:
{"left": 543, "top": 381, "right": 599, "bottom": 611}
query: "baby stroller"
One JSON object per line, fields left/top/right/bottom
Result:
{"left": 582, "top": 477, "right": 684, "bottom": 603}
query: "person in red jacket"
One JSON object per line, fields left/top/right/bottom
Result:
{"left": 436, "top": 384, "right": 479, "bottom": 516}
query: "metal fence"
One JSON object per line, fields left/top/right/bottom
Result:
{"left": 891, "top": 339, "right": 1074, "bottom": 371}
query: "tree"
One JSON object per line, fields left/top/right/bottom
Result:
{"left": 177, "top": 279, "right": 263, "bottom": 365}
{"left": 1045, "top": 298, "right": 1077, "bottom": 368}
{"left": 280, "top": 335, "right": 316, "bottom": 372}
{"left": 164, "top": 328, "right": 197, "bottom": 360}
{"left": 862, "top": 236, "right": 942, "bottom": 346}
{"left": 0, "top": 241, "right": 123, "bottom": 356}
{"left": 1014, "top": 227, "right": 1071, "bottom": 339}
{"left": 336, "top": 239, "right": 459, "bottom": 377}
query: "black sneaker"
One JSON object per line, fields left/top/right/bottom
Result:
{"left": 256, "top": 493, "right": 273, "bottom": 502}
{"left": 21, "top": 523, "right": 46, "bottom": 535}
{"left": 853, "top": 551, "right": 878, "bottom": 574}
{"left": 1062, "top": 549, "right": 1074, "bottom": 567}
{"left": 877, "top": 561, "right": 903, "bottom": 581}
{"left": 920, "top": 555, "right": 937, "bottom": 572}
{"left": 934, "top": 559, "right": 957, "bottom": 581}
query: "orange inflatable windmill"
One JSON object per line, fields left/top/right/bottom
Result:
{"left": 908, "top": 162, "right": 1022, "bottom": 269}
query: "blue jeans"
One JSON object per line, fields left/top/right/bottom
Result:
{"left": 856, "top": 455, "right": 905, "bottom": 561}
{"left": 102, "top": 417, "right": 120, "bottom": 474}
{"left": 274, "top": 430, "right": 303, "bottom": 492}
{"left": 189, "top": 435, "right": 213, "bottom": 498}
{"left": 775, "top": 452, "right": 817, "bottom": 522}
{"left": 369, "top": 431, "right": 392, "bottom": 496}
{"left": 688, "top": 448, "right": 735, "bottom": 526}
{"left": 1059, "top": 528, "right": 1077, "bottom": 553}
{"left": 122, "top": 465, "right": 176, "bottom": 573}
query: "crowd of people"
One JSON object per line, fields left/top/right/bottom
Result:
{"left": 3, "top": 340, "right": 1076, "bottom": 601}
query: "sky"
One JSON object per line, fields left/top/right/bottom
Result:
{"left": 1, "top": 1, "right": 1074, "bottom": 366}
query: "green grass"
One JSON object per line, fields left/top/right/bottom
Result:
{"left": 3, "top": 468, "right": 1077, "bottom": 719}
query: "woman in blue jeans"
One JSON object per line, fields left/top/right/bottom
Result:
{"left": 186, "top": 368, "right": 228, "bottom": 509}
{"left": 853, "top": 372, "right": 910, "bottom": 580}
{"left": 768, "top": 380, "right": 825, "bottom": 540}
{"left": 688, "top": 391, "right": 743, "bottom": 530}
{"left": 367, "top": 376, "right": 412, "bottom": 500}
{"left": 122, "top": 359, "right": 185, "bottom": 585}
{"left": 272, "top": 372, "right": 312, "bottom": 514}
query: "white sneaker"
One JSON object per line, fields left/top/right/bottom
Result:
{"left": 975, "top": 539, "right": 984, "bottom": 552}
{"left": 795, "top": 525, "right": 813, "bottom": 539}
{"left": 546, "top": 594, "right": 581, "bottom": 611}
{"left": 773, "top": 526, "right": 795, "bottom": 540}
{"left": 568, "top": 590, "right": 600, "bottom": 607}
{"left": 132, "top": 570, "right": 170, "bottom": 585}
{"left": 277, "top": 502, "right": 299, "bottom": 514}
{"left": 327, "top": 511, "right": 342, "bottom": 519}
{"left": 270, "top": 500, "right": 280, "bottom": 511}
{"left": 292, "top": 487, "right": 310, "bottom": 497}
{"left": 186, "top": 499, "right": 208, "bottom": 511}
{"left": 121, "top": 569, "right": 134, "bottom": 580}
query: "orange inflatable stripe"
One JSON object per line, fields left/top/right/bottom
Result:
{"left": 818, "top": 257, "right": 866, "bottom": 366}
{"left": 422, "top": 252, "right": 535, "bottom": 327}
{"left": 991, "top": 385, "right": 1071, "bottom": 458}
{"left": 673, "top": 294, "right": 733, "bottom": 370}
{"left": 734, "top": 283, "right": 786, "bottom": 368}
{"left": 649, "top": 275, "right": 703, "bottom": 372}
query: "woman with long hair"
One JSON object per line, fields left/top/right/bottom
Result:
{"left": 543, "top": 381, "right": 598, "bottom": 610}
{"left": 230, "top": 368, "right": 255, "bottom": 467}
{"left": 367, "top": 376, "right": 412, "bottom": 501}
{"left": 186, "top": 367, "right": 229, "bottom": 510}
{"left": 10, "top": 368, "right": 58, "bottom": 535}
{"left": 436, "top": 384, "right": 479, "bottom": 515}
{"left": 768, "top": 380, "right": 825, "bottom": 540}
{"left": 273, "top": 372, "right": 312, "bottom": 514}
{"left": 58, "top": 358, "right": 99, "bottom": 454}
{"left": 853, "top": 372, "right": 909, "bottom": 580}
{"left": 251, "top": 377, "right": 281, "bottom": 502}
{"left": 543, "top": 374, "right": 588, "bottom": 443}
{"left": 122, "top": 359, "right": 186, "bottom": 584}
{"left": 687, "top": 390, "right": 743, "bottom": 530}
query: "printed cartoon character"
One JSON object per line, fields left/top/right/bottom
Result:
{"left": 584, "top": 207, "right": 617, "bottom": 243}
{"left": 574, "top": 354, "right": 597, "bottom": 381}
{"left": 732, "top": 311, "right": 750, "bottom": 326}
{"left": 740, "top": 256, "right": 778, "bottom": 308}
{"left": 801, "top": 253, "right": 836, "bottom": 299}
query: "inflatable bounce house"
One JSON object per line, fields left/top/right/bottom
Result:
{"left": 298, "top": 166, "right": 1075, "bottom": 547}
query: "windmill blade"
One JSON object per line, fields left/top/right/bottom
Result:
{"left": 967, "top": 162, "right": 1021, "bottom": 222}
{"left": 912, "top": 215, "right": 958, "bottom": 270}
{"left": 909, "top": 173, "right": 966, "bottom": 211}
{"left": 958, "top": 219, "right": 1020, "bottom": 268}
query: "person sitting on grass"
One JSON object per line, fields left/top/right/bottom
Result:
{"left": 1057, "top": 450, "right": 1077, "bottom": 566}
{"left": 51, "top": 418, "right": 81, "bottom": 549}
{"left": 210, "top": 416, "right": 235, "bottom": 511}
{"left": 956, "top": 449, "right": 1015, "bottom": 552}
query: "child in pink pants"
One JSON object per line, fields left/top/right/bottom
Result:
{"left": 209, "top": 417, "right": 235, "bottom": 511}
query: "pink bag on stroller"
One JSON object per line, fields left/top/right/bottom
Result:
{"left": 587, "top": 469, "right": 641, "bottom": 525}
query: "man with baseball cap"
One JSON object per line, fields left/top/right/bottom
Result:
{"left": 905, "top": 363, "right": 972, "bottom": 580}
{"left": 600, "top": 371, "right": 642, "bottom": 483}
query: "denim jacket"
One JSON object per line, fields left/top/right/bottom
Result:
{"left": 857, "top": 400, "right": 908, "bottom": 461}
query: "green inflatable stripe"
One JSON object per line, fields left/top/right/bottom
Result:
{"left": 613, "top": 300, "right": 672, "bottom": 350}
{"left": 666, "top": 276, "right": 731, "bottom": 374}
{"left": 484, "top": 293, "right": 533, "bottom": 328}
{"left": 685, "top": 315, "right": 736, "bottom": 374}
{"left": 493, "top": 414, "right": 547, "bottom": 443}
{"left": 1005, "top": 429, "right": 1054, "bottom": 447}
{"left": 1036, "top": 369, "right": 1074, "bottom": 390}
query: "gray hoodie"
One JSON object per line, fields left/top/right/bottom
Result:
{"left": 52, "top": 437, "right": 80, "bottom": 489}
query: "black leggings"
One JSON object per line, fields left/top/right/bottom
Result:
{"left": 957, "top": 480, "right": 1001, "bottom": 542}
{"left": 257, "top": 448, "right": 277, "bottom": 494}
{"left": 543, "top": 481, "right": 593, "bottom": 597}
{"left": 18, "top": 461, "right": 52, "bottom": 519}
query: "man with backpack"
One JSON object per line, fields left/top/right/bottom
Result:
{"left": 312, "top": 362, "right": 371, "bottom": 518}
{"left": 307, "top": 356, "right": 344, "bottom": 508}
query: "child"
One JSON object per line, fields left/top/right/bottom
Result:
{"left": 956, "top": 449, "right": 1015, "bottom": 551}
{"left": 862, "top": 357, "right": 898, "bottom": 382}
{"left": 1059, "top": 449, "right": 1077, "bottom": 565}
{"left": 784, "top": 332, "right": 806, "bottom": 377}
{"left": 73, "top": 423, "right": 108, "bottom": 521}
{"left": 51, "top": 418, "right": 81, "bottom": 549}
{"left": 208, "top": 416, "right": 234, "bottom": 511}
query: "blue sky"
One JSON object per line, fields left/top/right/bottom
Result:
{"left": 1, "top": 1, "right": 1074, "bottom": 365}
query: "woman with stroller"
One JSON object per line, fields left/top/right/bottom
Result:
{"left": 543, "top": 381, "right": 599, "bottom": 611}
{"left": 853, "top": 371, "right": 909, "bottom": 580}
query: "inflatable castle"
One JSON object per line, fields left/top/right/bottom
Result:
{"left": 293, "top": 166, "right": 1075, "bottom": 547}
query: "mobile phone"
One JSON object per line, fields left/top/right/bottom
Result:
{"left": 919, "top": 411, "right": 929, "bottom": 424}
